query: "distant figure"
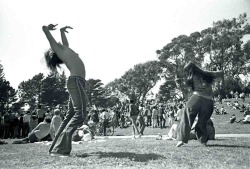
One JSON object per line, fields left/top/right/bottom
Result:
{"left": 36, "top": 105, "right": 45, "bottom": 124}
{"left": 220, "top": 106, "right": 227, "bottom": 115}
{"left": 229, "top": 114, "right": 236, "bottom": 123}
{"left": 50, "top": 109, "right": 62, "bottom": 140}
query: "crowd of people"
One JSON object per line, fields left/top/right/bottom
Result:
{"left": 1, "top": 24, "right": 249, "bottom": 157}
{"left": 0, "top": 105, "right": 63, "bottom": 141}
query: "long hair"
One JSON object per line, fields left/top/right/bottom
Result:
{"left": 44, "top": 49, "right": 63, "bottom": 71}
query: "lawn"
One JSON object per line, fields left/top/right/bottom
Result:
{"left": 0, "top": 98, "right": 249, "bottom": 169}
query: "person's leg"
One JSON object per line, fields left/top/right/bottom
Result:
{"left": 28, "top": 131, "right": 39, "bottom": 143}
{"left": 140, "top": 117, "right": 145, "bottom": 135}
{"left": 131, "top": 116, "right": 140, "bottom": 135}
{"left": 176, "top": 95, "right": 201, "bottom": 146}
{"left": 49, "top": 97, "right": 75, "bottom": 153}
{"left": 103, "top": 119, "right": 107, "bottom": 136}
{"left": 163, "top": 118, "right": 166, "bottom": 128}
{"left": 52, "top": 77, "right": 87, "bottom": 155}
{"left": 196, "top": 98, "right": 214, "bottom": 144}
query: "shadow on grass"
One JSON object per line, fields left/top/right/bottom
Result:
{"left": 207, "top": 144, "right": 250, "bottom": 148}
{"left": 76, "top": 151, "right": 165, "bottom": 162}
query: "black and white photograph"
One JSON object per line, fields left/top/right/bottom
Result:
{"left": 0, "top": 0, "right": 250, "bottom": 168}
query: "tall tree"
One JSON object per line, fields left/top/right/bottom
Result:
{"left": 0, "top": 63, "right": 16, "bottom": 112}
{"left": 85, "top": 79, "right": 106, "bottom": 107}
{"left": 40, "top": 72, "right": 68, "bottom": 106}
{"left": 157, "top": 13, "right": 250, "bottom": 98}
{"left": 200, "top": 13, "right": 250, "bottom": 96}
{"left": 17, "top": 73, "right": 44, "bottom": 110}
{"left": 108, "top": 61, "right": 162, "bottom": 103}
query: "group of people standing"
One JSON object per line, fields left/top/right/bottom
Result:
{"left": 0, "top": 105, "right": 64, "bottom": 142}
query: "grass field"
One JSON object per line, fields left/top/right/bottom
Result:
{"left": 0, "top": 98, "right": 249, "bottom": 169}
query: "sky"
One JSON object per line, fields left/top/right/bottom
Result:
{"left": 0, "top": 0, "right": 250, "bottom": 90}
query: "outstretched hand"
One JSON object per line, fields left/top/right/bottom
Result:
{"left": 47, "top": 24, "right": 58, "bottom": 30}
{"left": 60, "top": 26, "right": 73, "bottom": 33}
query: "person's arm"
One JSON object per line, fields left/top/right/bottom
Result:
{"left": 42, "top": 24, "right": 63, "bottom": 55}
{"left": 60, "top": 26, "right": 73, "bottom": 47}
{"left": 32, "top": 123, "right": 41, "bottom": 132}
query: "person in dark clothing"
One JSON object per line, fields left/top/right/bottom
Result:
{"left": 176, "top": 61, "right": 223, "bottom": 147}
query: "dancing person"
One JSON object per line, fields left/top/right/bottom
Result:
{"left": 42, "top": 24, "right": 87, "bottom": 156}
{"left": 176, "top": 61, "right": 223, "bottom": 147}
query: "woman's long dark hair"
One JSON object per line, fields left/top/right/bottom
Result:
{"left": 44, "top": 49, "right": 63, "bottom": 71}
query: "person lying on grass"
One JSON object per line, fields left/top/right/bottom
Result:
{"left": 229, "top": 114, "right": 237, "bottom": 123}
{"left": 12, "top": 117, "right": 51, "bottom": 144}
{"left": 236, "top": 114, "right": 250, "bottom": 124}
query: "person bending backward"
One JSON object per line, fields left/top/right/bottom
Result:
{"left": 176, "top": 61, "right": 223, "bottom": 147}
{"left": 42, "top": 24, "right": 87, "bottom": 156}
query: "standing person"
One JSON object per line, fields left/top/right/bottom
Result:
{"left": 42, "top": 24, "right": 87, "bottom": 156}
{"left": 168, "top": 106, "right": 175, "bottom": 129}
{"left": 22, "top": 111, "right": 31, "bottom": 137}
{"left": 128, "top": 100, "right": 141, "bottom": 139}
{"left": 50, "top": 109, "right": 62, "bottom": 140}
{"left": 99, "top": 109, "right": 109, "bottom": 136}
{"left": 29, "top": 112, "right": 38, "bottom": 132}
{"left": 145, "top": 105, "right": 151, "bottom": 127}
{"left": 36, "top": 105, "right": 45, "bottom": 124}
{"left": 176, "top": 61, "right": 223, "bottom": 147}
{"left": 151, "top": 106, "right": 158, "bottom": 128}
{"left": 138, "top": 104, "right": 146, "bottom": 135}
{"left": 18, "top": 114, "right": 24, "bottom": 138}
{"left": 159, "top": 105, "right": 166, "bottom": 129}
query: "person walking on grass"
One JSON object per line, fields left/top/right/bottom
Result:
{"left": 128, "top": 99, "right": 141, "bottom": 139}
{"left": 176, "top": 61, "right": 223, "bottom": 147}
{"left": 42, "top": 24, "right": 87, "bottom": 156}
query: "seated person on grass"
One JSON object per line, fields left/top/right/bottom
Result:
{"left": 233, "top": 101, "right": 240, "bottom": 110}
{"left": 240, "top": 104, "right": 246, "bottom": 112}
{"left": 13, "top": 117, "right": 51, "bottom": 144}
{"left": 227, "top": 101, "right": 232, "bottom": 107}
{"left": 236, "top": 114, "right": 250, "bottom": 124}
{"left": 229, "top": 114, "right": 236, "bottom": 123}
{"left": 220, "top": 106, "right": 227, "bottom": 115}
{"left": 243, "top": 107, "right": 250, "bottom": 116}
{"left": 72, "top": 124, "right": 93, "bottom": 142}
{"left": 214, "top": 106, "right": 220, "bottom": 115}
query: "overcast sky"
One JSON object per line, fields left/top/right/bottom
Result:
{"left": 0, "top": 0, "right": 250, "bottom": 89}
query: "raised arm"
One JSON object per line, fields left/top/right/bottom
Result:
{"left": 60, "top": 26, "right": 73, "bottom": 47}
{"left": 42, "top": 24, "right": 63, "bottom": 55}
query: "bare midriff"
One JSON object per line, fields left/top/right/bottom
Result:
{"left": 59, "top": 47, "right": 86, "bottom": 79}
